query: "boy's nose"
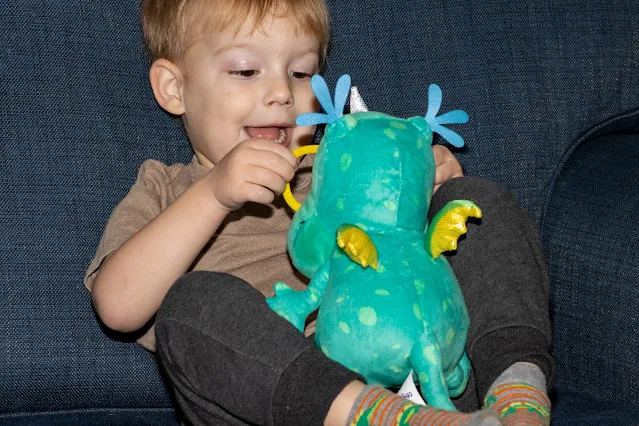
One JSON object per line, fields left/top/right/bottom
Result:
{"left": 265, "top": 77, "right": 294, "bottom": 107}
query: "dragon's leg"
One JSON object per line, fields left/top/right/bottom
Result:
{"left": 408, "top": 330, "right": 456, "bottom": 411}
{"left": 446, "top": 351, "right": 471, "bottom": 398}
{"left": 266, "top": 262, "right": 330, "bottom": 332}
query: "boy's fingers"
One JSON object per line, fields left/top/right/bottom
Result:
{"left": 434, "top": 166, "right": 448, "bottom": 185}
{"left": 244, "top": 165, "right": 288, "bottom": 195}
{"left": 247, "top": 138, "right": 298, "bottom": 169}
{"left": 432, "top": 144, "right": 463, "bottom": 183}
{"left": 243, "top": 182, "right": 276, "bottom": 205}
{"left": 436, "top": 163, "right": 463, "bottom": 181}
{"left": 245, "top": 147, "right": 296, "bottom": 182}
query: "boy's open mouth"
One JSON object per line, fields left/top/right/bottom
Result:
{"left": 245, "top": 126, "right": 290, "bottom": 146}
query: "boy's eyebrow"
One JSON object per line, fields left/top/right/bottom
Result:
{"left": 213, "top": 43, "right": 320, "bottom": 58}
{"left": 213, "top": 43, "right": 257, "bottom": 56}
{"left": 294, "top": 46, "right": 321, "bottom": 57}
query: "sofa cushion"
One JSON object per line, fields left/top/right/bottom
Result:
{"left": 0, "top": 0, "right": 187, "bottom": 420}
{"left": 2, "top": 410, "right": 177, "bottom": 426}
{"left": 551, "top": 391, "right": 639, "bottom": 426}
{"left": 1, "top": 0, "right": 639, "bottom": 423}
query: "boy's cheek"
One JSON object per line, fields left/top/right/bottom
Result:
{"left": 295, "top": 87, "right": 321, "bottom": 113}
{"left": 310, "top": 96, "right": 321, "bottom": 112}
{"left": 296, "top": 125, "right": 315, "bottom": 138}
{"left": 293, "top": 125, "right": 317, "bottom": 150}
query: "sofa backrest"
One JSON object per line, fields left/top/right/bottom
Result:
{"left": 322, "top": 1, "right": 639, "bottom": 220}
{"left": 1, "top": 0, "right": 638, "bottom": 417}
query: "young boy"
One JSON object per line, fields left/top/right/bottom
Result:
{"left": 84, "top": 0, "right": 553, "bottom": 424}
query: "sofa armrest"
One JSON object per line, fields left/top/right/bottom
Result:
{"left": 542, "top": 119, "right": 639, "bottom": 417}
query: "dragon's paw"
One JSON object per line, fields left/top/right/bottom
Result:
{"left": 266, "top": 282, "right": 311, "bottom": 332}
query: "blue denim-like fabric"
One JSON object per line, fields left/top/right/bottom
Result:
{"left": 543, "top": 131, "right": 639, "bottom": 422}
{"left": 323, "top": 0, "right": 639, "bottom": 220}
{"left": 1, "top": 0, "right": 639, "bottom": 423}
{"left": 0, "top": 0, "right": 187, "bottom": 419}
{"left": 552, "top": 392, "right": 639, "bottom": 426}
{"left": 1, "top": 410, "right": 178, "bottom": 426}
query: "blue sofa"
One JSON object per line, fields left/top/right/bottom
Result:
{"left": 2, "top": 1, "right": 638, "bottom": 425}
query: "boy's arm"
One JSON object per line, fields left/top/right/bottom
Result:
{"left": 91, "top": 138, "right": 297, "bottom": 334}
{"left": 91, "top": 175, "right": 228, "bottom": 333}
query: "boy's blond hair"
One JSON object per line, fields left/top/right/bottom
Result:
{"left": 142, "top": 0, "right": 331, "bottom": 66}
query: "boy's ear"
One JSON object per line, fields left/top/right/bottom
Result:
{"left": 149, "top": 59, "right": 186, "bottom": 115}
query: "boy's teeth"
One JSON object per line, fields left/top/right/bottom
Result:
{"left": 245, "top": 126, "right": 286, "bottom": 143}
{"left": 274, "top": 128, "right": 286, "bottom": 143}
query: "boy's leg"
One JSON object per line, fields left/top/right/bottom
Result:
{"left": 156, "top": 271, "right": 503, "bottom": 426}
{"left": 429, "top": 177, "right": 554, "bottom": 411}
{"left": 155, "top": 271, "right": 362, "bottom": 426}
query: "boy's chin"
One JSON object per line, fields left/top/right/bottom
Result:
{"left": 193, "top": 151, "right": 215, "bottom": 169}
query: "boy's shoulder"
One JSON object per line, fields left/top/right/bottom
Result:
{"left": 83, "top": 156, "right": 206, "bottom": 297}
{"left": 134, "top": 156, "right": 207, "bottom": 193}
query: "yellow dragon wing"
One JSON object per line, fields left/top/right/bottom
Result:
{"left": 336, "top": 224, "right": 378, "bottom": 269}
{"left": 425, "top": 200, "right": 482, "bottom": 258}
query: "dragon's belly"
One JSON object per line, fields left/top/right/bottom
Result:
{"left": 315, "top": 280, "right": 424, "bottom": 386}
{"left": 314, "top": 249, "right": 469, "bottom": 387}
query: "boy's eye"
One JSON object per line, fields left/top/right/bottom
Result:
{"left": 291, "top": 71, "right": 312, "bottom": 81}
{"left": 230, "top": 70, "right": 258, "bottom": 78}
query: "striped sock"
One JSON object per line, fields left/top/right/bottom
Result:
{"left": 483, "top": 363, "right": 550, "bottom": 426}
{"left": 347, "top": 385, "right": 502, "bottom": 426}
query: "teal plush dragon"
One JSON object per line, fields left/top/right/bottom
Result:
{"left": 267, "top": 75, "right": 481, "bottom": 410}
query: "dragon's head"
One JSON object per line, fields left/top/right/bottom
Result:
{"left": 284, "top": 75, "right": 468, "bottom": 278}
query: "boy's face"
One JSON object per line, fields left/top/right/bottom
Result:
{"left": 179, "top": 14, "right": 321, "bottom": 168}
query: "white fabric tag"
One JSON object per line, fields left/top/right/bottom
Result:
{"left": 397, "top": 370, "right": 426, "bottom": 405}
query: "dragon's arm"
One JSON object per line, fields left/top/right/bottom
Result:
{"left": 304, "top": 260, "right": 331, "bottom": 308}
{"left": 266, "top": 261, "right": 331, "bottom": 332}
{"left": 425, "top": 200, "right": 482, "bottom": 258}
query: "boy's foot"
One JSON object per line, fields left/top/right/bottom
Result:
{"left": 483, "top": 363, "right": 551, "bottom": 425}
{"left": 348, "top": 385, "right": 502, "bottom": 425}
{"left": 484, "top": 383, "right": 550, "bottom": 426}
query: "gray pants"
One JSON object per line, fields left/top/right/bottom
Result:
{"left": 155, "top": 177, "right": 553, "bottom": 426}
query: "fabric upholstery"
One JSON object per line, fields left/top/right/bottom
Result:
{"left": 323, "top": 0, "right": 639, "bottom": 220}
{"left": 543, "top": 130, "right": 639, "bottom": 416}
{"left": 1, "top": 0, "right": 638, "bottom": 424}
{"left": 1, "top": 0, "right": 184, "bottom": 422}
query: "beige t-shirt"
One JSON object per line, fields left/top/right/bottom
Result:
{"left": 84, "top": 155, "right": 314, "bottom": 351}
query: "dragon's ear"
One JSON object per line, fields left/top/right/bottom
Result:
{"left": 424, "top": 84, "right": 469, "bottom": 148}
{"left": 408, "top": 117, "right": 434, "bottom": 145}
{"left": 296, "top": 74, "right": 351, "bottom": 127}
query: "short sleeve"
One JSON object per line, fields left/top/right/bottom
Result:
{"left": 84, "top": 160, "right": 172, "bottom": 291}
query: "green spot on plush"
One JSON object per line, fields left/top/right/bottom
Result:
{"left": 267, "top": 75, "right": 481, "bottom": 410}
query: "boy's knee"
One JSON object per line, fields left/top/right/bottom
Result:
{"left": 161, "top": 271, "right": 214, "bottom": 312}
{"left": 440, "top": 176, "right": 513, "bottom": 200}
{"left": 433, "top": 177, "right": 519, "bottom": 214}
{"left": 156, "top": 271, "right": 264, "bottom": 360}
{"left": 159, "top": 271, "right": 257, "bottom": 321}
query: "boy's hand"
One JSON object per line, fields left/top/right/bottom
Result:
{"left": 433, "top": 145, "right": 464, "bottom": 193}
{"left": 205, "top": 139, "right": 297, "bottom": 211}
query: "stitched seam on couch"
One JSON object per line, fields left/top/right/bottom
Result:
{"left": 0, "top": 407, "right": 175, "bottom": 418}
{"left": 540, "top": 107, "right": 639, "bottom": 236}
